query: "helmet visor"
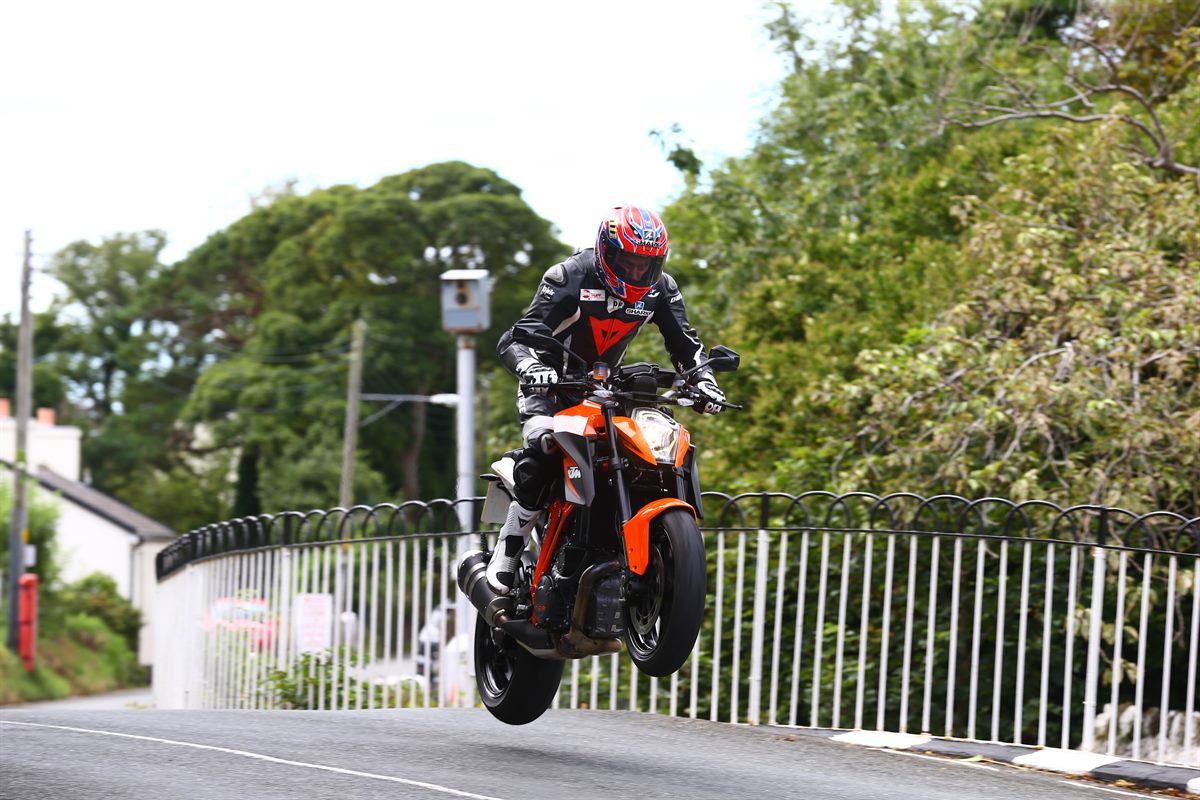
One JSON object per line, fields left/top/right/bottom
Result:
{"left": 604, "top": 241, "right": 665, "bottom": 287}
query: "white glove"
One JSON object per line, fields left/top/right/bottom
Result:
{"left": 518, "top": 361, "right": 558, "bottom": 396}
{"left": 693, "top": 379, "right": 726, "bottom": 414}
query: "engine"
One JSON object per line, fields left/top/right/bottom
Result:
{"left": 532, "top": 545, "right": 626, "bottom": 639}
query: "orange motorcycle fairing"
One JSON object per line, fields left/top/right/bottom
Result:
{"left": 613, "top": 417, "right": 657, "bottom": 465}
{"left": 553, "top": 401, "right": 604, "bottom": 437}
{"left": 674, "top": 425, "right": 691, "bottom": 468}
{"left": 622, "top": 498, "right": 697, "bottom": 575}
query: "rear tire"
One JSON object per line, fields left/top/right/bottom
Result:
{"left": 624, "top": 508, "right": 707, "bottom": 678}
{"left": 474, "top": 613, "right": 564, "bottom": 725}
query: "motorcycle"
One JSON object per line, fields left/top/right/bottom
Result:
{"left": 457, "top": 322, "right": 740, "bottom": 725}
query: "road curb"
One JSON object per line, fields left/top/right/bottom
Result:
{"left": 773, "top": 727, "right": 1200, "bottom": 795}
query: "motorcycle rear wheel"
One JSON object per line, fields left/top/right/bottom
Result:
{"left": 474, "top": 613, "right": 564, "bottom": 725}
{"left": 624, "top": 508, "right": 707, "bottom": 678}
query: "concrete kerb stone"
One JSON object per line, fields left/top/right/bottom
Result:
{"left": 769, "top": 726, "right": 1200, "bottom": 795}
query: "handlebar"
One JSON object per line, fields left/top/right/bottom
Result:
{"left": 510, "top": 324, "right": 743, "bottom": 410}
{"left": 530, "top": 367, "right": 744, "bottom": 411}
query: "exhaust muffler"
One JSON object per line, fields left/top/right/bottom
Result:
{"left": 457, "top": 551, "right": 559, "bottom": 657}
{"left": 457, "top": 551, "right": 623, "bottom": 660}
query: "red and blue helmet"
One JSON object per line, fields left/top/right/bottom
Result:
{"left": 595, "top": 205, "right": 669, "bottom": 303}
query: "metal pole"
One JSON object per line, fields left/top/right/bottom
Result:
{"left": 454, "top": 334, "right": 476, "bottom": 706}
{"left": 1081, "top": 512, "right": 1109, "bottom": 752}
{"left": 7, "top": 231, "right": 33, "bottom": 652}
{"left": 339, "top": 318, "right": 367, "bottom": 508}
{"left": 455, "top": 335, "right": 476, "bottom": 527}
{"left": 1081, "top": 545, "right": 1107, "bottom": 751}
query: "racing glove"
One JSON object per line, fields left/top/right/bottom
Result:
{"left": 517, "top": 359, "right": 558, "bottom": 396}
{"left": 693, "top": 378, "right": 726, "bottom": 415}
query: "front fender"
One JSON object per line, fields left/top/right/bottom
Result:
{"left": 622, "top": 498, "right": 697, "bottom": 575}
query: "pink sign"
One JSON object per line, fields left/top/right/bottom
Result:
{"left": 293, "top": 593, "right": 333, "bottom": 653}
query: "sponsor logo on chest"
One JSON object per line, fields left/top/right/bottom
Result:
{"left": 580, "top": 289, "right": 606, "bottom": 302}
{"left": 624, "top": 300, "right": 653, "bottom": 318}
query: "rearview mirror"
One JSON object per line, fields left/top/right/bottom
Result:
{"left": 706, "top": 345, "right": 740, "bottom": 373}
{"left": 511, "top": 322, "right": 561, "bottom": 352}
{"left": 511, "top": 322, "right": 589, "bottom": 368}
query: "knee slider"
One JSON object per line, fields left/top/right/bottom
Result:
{"left": 512, "top": 451, "right": 552, "bottom": 509}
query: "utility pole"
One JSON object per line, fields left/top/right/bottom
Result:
{"left": 440, "top": 269, "right": 490, "bottom": 709}
{"left": 338, "top": 318, "right": 367, "bottom": 508}
{"left": 478, "top": 373, "right": 490, "bottom": 487}
{"left": 7, "top": 231, "right": 33, "bottom": 652}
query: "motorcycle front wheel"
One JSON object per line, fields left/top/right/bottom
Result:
{"left": 474, "top": 614, "right": 564, "bottom": 725}
{"left": 624, "top": 508, "right": 707, "bottom": 678}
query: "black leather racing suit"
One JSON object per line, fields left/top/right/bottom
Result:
{"left": 496, "top": 249, "right": 714, "bottom": 507}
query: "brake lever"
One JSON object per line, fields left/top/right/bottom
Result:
{"left": 668, "top": 383, "right": 743, "bottom": 411}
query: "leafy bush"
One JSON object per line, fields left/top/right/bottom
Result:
{"left": 0, "top": 612, "right": 147, "bottom": 704}
{"left": 57, "top": 573, "right": 143, "bottom": 654}
{"left": 0, "top": 481, "right": 61, "bottom": 587}
{"left": 264, "top": 647, "right": 426, "bottom": 710}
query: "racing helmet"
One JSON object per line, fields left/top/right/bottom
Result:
{"left": 594, "top": 205, "right": 668, "bottom": 303}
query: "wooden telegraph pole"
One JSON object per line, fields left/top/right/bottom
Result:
{"left": 6, "top": 231, "right": 33, "bottom": 651}
{"left": 338, "top": 318, "right": 367, "bottom": 508}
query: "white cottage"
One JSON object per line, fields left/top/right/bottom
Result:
{"left": 0, "top": 400, "right": 175, "bottom": 665}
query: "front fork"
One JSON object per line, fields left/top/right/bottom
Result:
{"left": 601, "top": 402, "right": 634, "bottom": 526}
{"left": 601, "top": 401, "right": 697, "bottom": 577}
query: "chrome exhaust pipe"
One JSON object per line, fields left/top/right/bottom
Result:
{"left": 457, "top": 550, "right": 560, "bottom": 658}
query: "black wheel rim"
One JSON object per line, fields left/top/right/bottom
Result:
{"left": 476, "top": 621, "right": 515, "bottom": 698}
{"left": 627, "top": 536, "right": 672, "bottom": 659}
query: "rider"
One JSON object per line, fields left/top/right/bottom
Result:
{"left": 486, "top": 205, "right": 726, "bottom": 594}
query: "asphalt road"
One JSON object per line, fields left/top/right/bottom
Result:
{"left": 0, "top": 708, "right": 1165, "bottom": 800}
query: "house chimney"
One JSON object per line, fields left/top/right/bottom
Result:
{"left": 0, "top": 398, "right": 9, "bottom": 418}
{"left": 37, "top": 407, "right": 56, "bottom": 427}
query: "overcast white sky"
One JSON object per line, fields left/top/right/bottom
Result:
{"left": 1, "top": 1, "right": 834, "bottom": 319}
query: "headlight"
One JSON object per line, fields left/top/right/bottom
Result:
{"left": 631, "top": 408, "right": 680, "bottom": 464}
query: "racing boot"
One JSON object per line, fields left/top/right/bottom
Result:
{"left": 486, "top": 499, "right": 541, "bottom": 595}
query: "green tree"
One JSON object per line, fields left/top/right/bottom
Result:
{"left": 659, "top": 0, "right": 1197, "bottom": 519}
{"left": 181, "top": 161, "right": 568, "bottom": 513}
{"left": 0, "top": 312, "right": 71, "bottom": 412}
{"left": 45, "top": 231, "right": 202, "bottom": 506}
{"left": 0, "top": 480, "right": 61, "bottom": 586}
{"left": 795, "top": 121, "right": 1200, "bottom": 513}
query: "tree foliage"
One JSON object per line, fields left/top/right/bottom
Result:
{"left": 28, "top": 162, "right": 565, "bottom": 526}
{"left": 662, "top": 0, "right": 1199, "bottom": 518}
{"left": 176, "top": 161, "right": 566, "bottom": 513}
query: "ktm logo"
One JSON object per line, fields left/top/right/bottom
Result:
{"left": 589, "top": 317, "right": 636, "bottom": 355}
{"left": 567, "top": 466, "right": 582, "bottom": 479}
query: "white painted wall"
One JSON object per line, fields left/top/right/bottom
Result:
{"left": 132, "top": 542, "right": 169, "bottom": 665}
{"left": 55, "top": 500, "right": 138, "bottom": 597}
{"left": 0, "top": 416, "right": 83, "bottom": 480}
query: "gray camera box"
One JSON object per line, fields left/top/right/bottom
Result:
{"left": 440, "top": 269, "right": 491, "bottom": 333}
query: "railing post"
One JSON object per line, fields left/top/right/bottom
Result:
{"left": 1082, "top": 509, "right": 1109, "bottom": 752}
{"left": 748, "top": 542, "right": 768, "bottom": 724}
{"left": 749, "top": 495, "right": 771, "bottom": 724}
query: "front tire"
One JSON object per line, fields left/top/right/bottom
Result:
{"left": 624, "top": 508, "right": 707, "bottom": 678}
{"left": 474, "top": 614, "right": 564, "bottom": 725}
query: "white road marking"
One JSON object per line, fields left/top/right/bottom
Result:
{"left": 0, "top": 720, "right": 508, "bottom": 800}
{"left": 1056, "top": 779, "right": 1153, "bottom": 797}
{"left": 881, "top": 748, "right": 1000, "bottom": 771}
